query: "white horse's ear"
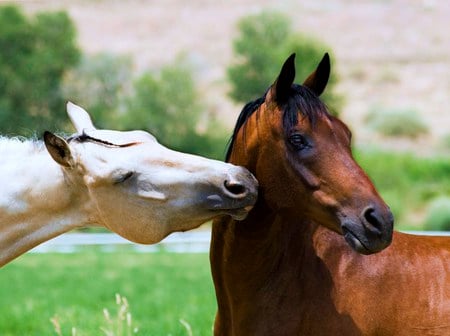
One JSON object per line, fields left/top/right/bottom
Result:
{"left": 66, "top": 101, "right": 96, "bottom": 133}
{"left": 43, "top": 131, "right": 74, "bottom": 168}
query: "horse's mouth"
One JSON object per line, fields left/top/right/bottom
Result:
{"left": 211, "top": 205, "right": 254, "bottom": 221}
{"left": 342, "top": 226, "right": 373, "bottom": 255}
{"left": 206, "top": 193, "right": 256, "bottom": 221}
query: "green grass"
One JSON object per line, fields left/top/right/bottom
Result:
{"left": 1, "top": 149, "right": 448, "bottom": 334}
{"left": 355, "top": 148, "right": 450, "bottom": 230}
{"left": 0, "top": 251, "right": 215, "bottom": 336}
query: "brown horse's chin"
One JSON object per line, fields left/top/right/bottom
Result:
{"left": 342, "top": 227, "right": 375, "bottom": 255}
{"left": 341, "top": 224, "right": 392, "bottom": 255}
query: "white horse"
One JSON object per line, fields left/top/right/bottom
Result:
{"left": 0, "top": 102, "right": 258, "bottom": 266}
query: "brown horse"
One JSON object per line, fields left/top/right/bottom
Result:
{"left": 211, "top": 54, "right": 450, "bottom": 335}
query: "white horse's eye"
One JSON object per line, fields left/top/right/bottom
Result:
{"left": 113, "top": 171, "right": 134, "bottom": 184}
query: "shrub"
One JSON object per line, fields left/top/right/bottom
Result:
{"left": 0, "top": 5, "right": 80, "bottom": 135}
{"left": 440, "top": 134, "right": 450, "bottom": 151}
{"left": 123, "top": 57, "right": 228, "bottom": 159}
{"left": 227, "top": 11, "right": 342, "bottom": 115}
{"left": 423, "top": 197, "right": 450, "bottom": 231}
{"left": 62, "top": 53, "right": 133, "bottom": 129}
{"left": 354, "top": 149, "right": 450, "bottom": 230}
{"left": 365, "top": 106, "right": 428, "bottom": 139}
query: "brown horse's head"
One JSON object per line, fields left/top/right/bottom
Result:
{"left": 227, "top": 53, "right": 393, "bottom": 254}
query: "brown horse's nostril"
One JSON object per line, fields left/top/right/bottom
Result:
{"left": 362, "top": 207, "right": 384, "bottom": 236}
{"left": 223, "top": 180, "right": 248, "bottom": 198}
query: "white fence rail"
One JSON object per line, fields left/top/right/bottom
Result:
{"left": 30, "top": 231, "right": 212, "bottom": 254}
{"left": 29, "top": 231, "right": 450, "bottom": 254}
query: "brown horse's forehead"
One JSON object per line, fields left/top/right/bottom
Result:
{"left": 330, "top": 116, "right": 352, "bottom": 139}
{"left": 299, "top": 114, "right": 351, "bottom": 141}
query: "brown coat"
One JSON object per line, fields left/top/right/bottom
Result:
{"left": 211, "top": 54, "right": 450, "bottom": 335}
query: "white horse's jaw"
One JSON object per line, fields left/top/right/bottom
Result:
{"left": 63, "top": 103, "right": 259, "bottom": 239}
{"left": 74, "top": 138, "right": 258, "bottom": 244}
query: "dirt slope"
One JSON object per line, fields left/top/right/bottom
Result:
{"left": 18, "top": 0, "right": 450, "bottom": 150}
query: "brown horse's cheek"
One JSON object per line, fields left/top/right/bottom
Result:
{"left": 288, "top": 162, "right": 321, "bottom": 191}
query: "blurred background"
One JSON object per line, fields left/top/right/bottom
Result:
{"left": 0, "top": 0, "right": 449, "bottom": 335}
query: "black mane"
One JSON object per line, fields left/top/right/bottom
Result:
{"left": 225, "top": 84, "right": 330, "bottom": 161}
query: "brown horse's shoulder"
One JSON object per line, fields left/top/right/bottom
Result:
{"left": 312, "top": 230, "right": 450, "bottom": 334}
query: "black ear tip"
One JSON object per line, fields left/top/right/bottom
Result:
{"left": 285, "top": 53, "right": 297, "bottom": 71}
{"left": 285, "top": 53, "right": 296, "bottom": 67}
{"left": 322, "top": 53, "right": 331, "bottom": 66}
{"left": 43, "top": 131, "right": 51, "bottom": 139}
{"left": 281, "top": 53, "right": 296, "bottom": 68}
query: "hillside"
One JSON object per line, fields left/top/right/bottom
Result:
{"left": 19, "top": 0, "right": 450, "bottom": 151}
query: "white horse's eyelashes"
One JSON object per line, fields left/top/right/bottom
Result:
{"left": 111, "top": 170, "right": 135, "bottom": 185}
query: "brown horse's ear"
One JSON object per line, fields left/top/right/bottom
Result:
{"left": 303, "top": 53, "right": 330, "bottom": 96}
{"left": 272, "top": 53, "right": 296, "bottom": 104}
{"left": 43, "top": 131, "right": 74, "bottom": 168}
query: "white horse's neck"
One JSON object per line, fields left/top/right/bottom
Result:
{"left": 0, "top": 138, "right": 91, "bottom": 266}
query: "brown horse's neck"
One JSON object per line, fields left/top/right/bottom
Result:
{"left": 211, "top": 199, "right": 362, "bottom": 335}
{"left": 213, "top": 201, "right": 321, "bottom": 333}
{"left": 212, "top": 199, "right": 318, "bottom": 283}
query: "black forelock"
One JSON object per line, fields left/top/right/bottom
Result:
{"left": 225, "top": 84, "right": 330, "bottom": 161}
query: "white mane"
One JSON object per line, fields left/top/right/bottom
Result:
{"left": 0, "top": 136, "right": 65, "bottom": 214}
{"left": 0, "top": 136, "right": 45, "bottom": 156}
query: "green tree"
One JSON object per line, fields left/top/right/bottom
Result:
{"left": 0, "top": 5, "right": 80, "bottom": 136}
{"left": 124, "top": 58, "right": 228, "bottom": 159}
{"left": 228, "top": 11, "right": 342, "bottom": 115}
{"left": 63, "top": 53, "right": 133, "bottom": 129}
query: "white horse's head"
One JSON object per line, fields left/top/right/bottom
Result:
{"left": 43, "top": 102, "right": 258, "bottom": 244}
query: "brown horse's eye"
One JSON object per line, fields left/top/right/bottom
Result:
{"left": 289, "top": 133, "right": 309, "bottom": 151}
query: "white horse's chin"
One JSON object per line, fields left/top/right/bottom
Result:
{"left": 214, "top": 205, "right": 254, "bottom": 221}
{"left": 231, "top": 206, "right": 254, "bottom": 220}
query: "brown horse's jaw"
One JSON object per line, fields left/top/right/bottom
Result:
{"left": 341, "top": 222, "right": 392, "bottom": 255}
{"left": 342, "top": 226, "right": 374, "bottom": 255}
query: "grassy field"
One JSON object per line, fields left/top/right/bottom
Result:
{"left": 1, "top": 148, "right": 448, "bottom": 335}
{"left": 0, "top": 251, "right": 215, "bottom": 336}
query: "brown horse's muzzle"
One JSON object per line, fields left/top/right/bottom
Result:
{"left": 340, "top": 204, "right": 394, "bottom": 255}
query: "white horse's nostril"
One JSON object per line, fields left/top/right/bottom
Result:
{"left": 223, "top": 180, "right": 248, "bottom": 198}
